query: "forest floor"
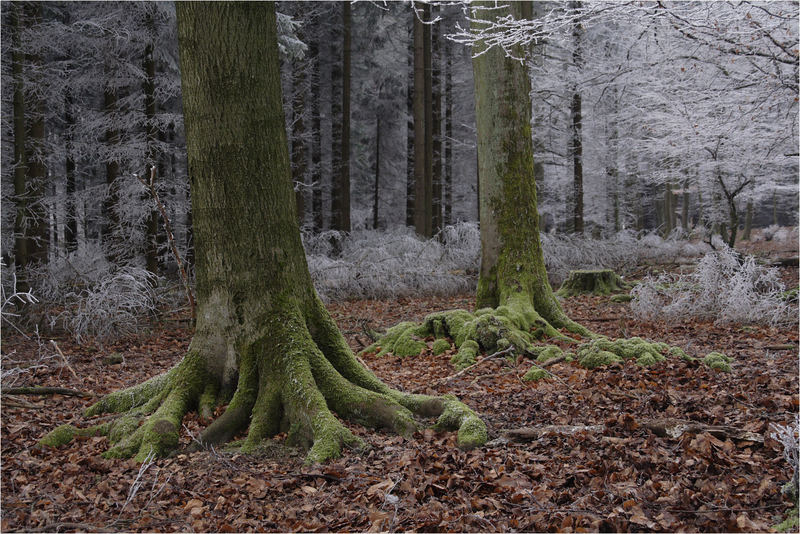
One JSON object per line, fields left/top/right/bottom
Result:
{"left": 1, "top": 264, "right": 798, "bottom": 533}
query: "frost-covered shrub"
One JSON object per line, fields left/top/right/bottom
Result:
{"left": 772, "top": 416, "right": 799, "bottom": 501}
{"left": 304, "top": 225, "right": 714, "bottom": 301}
{"left": 303, "top": 223, "right": 479, "bottom": 301}
{"left": 630, "top": 247, "right": 794, "bottom": 326}
{"left": 541, "top": 230, "right": 708, "bottom": 285}
{"left": 22, "top": 246, "right": 164, "bottom": 344}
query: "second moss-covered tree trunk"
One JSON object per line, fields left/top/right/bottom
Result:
{"left": 472, "top": 1, "right": 587, "bottom": 336}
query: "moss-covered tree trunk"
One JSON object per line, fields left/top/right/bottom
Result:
{"left": 472, "top": 1, "right": 587, "bottom": 338}
{"left": 47, "top": 2, "right": 484, "bottom": 464}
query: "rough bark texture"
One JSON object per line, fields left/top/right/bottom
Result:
{"left": 413, "top": 6, "right": 432, "bottom": 238}
{"left": 406, "top": 18, "right": 414, "bottom": 228}
{"left": 46, "top": 2, "right": 485, "bottom": 464}
{"left": 471, "top": 1, "right": 586, "bottom": 337}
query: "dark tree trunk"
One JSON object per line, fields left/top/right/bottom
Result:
{"left": 24, "top": 3, "right": 48, "bottom": 264}
{"left": 570, "top": 3, "right": 583, "bottom": 235}
{"left": 406, "top": 18, "right": 414, "bottom": 228}
{"left": 412, "top": 8, "right": 429, "bottom": 237}
{"left": 12, "top": 3, "right": 29, "bottom": 270}
{"left": 431, "top": 7, "right": 442, "bottom": 235}
{"left": 102, "top": 85, "right": 120, "bottom": 261}
{"left": 144, "top": 18, "right": 160, "bottom": 274}
{"left": 330, "top": 18, "right": 342, "bottom": 233}
{"left": 310, "top": 39, "right": 323, "bottom": 233}
{"left": 64, "top": 92, "right": 78, "bottom": 254}
{"left": 444, "top": 33, "right": 453, "bottom": 227}
{"left": 331, "top": 2, "right": 351, "bottom": 232}
{"left": 422, "top": 3, "right": 433, "bottom": 237}
{"left": 291, "top": 35, "right": 307, "bottom": 226}
{"left": 373, "top": 115, "right": 381, "bottom": 230}
{"left": 742, "top": 201, "right": 753, "bottom": 241}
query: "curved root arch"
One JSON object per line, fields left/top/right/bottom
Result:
{"left": 40, "top": 299, "right": 487, "bottom": 463}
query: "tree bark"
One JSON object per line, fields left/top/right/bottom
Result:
{"left": 330, "top": 19, "right": 342, "bottom": 234}
{"left": 406, "top": 18, "right": 415, "bottom": 228}
{"left": 444, "top": 33, "right": 453, "bottom": 227}
{"left": 570, "top": 3, "right": 584, "bottom": 235}
{"left": 144, "top": 16, "right": 160, "bottom": 274}
{"left": 12, "top": 3, "right": 29, "bottom": 270}
{"left": 413, "top": 7, "right": 431, "bottom": 237}
{"left": 742, "top": 201, "right": 753, "bottom": 240}
{"left": 23, "top": 2, "right": 48, "bottom": 265}
{"left": 331, "top": 2, "right": 351, "bottom": 232}
{"left": 102, "top": 85, "right": 120, "bottom": 261}
{"left": 422, "top": 4, "right": 434, "bottom": 237}
{"left": 472, "top": 1, "right": 586, "bottom": 336}
{"left": 70, "top": 2, "right": 485, "bottom": 464}
{"left": 310, "top": 39, "right": 323, "bottom": 233}
{"left": 431, "top": 8, "right": 442, "bottom": 235}
{"left": 663, "top": 182, "right": 673, "bottom": 236}
{"left": 373, "top": 115, "right": 381, "bottom": 230}
{"left": 291, "top": 34, "right": 307, "bottom": 226}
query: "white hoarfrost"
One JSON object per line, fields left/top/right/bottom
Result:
{"left": 631, "top": 247, "right": 794, "bottom": 326}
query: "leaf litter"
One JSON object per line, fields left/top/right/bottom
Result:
{"left": 1, "top": 290, "right": 797, "bottom": 532}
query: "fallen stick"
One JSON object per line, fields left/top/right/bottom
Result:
{"left": 3, "top": 395, "right": 39, "bottom": 409}
{"left": 760, "top": 343, "right": 796, "bottom": 351}
{"left": 504, "top": 417, "right": 763, "bottom": 443}
{"left": 50, "top": 340, "right": 79, "bottom": 380}
{"left": 436, "top": 346, "right": 514, "bottom": 384}
{"left": 3, "top": 386, "right": 95, "bottom": 398}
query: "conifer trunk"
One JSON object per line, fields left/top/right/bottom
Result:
{"left": 12, "top": 3, "right": 29, "bottom": 270}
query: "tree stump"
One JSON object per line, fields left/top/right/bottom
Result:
{"left": 556, "top": 269, "right": 626, "bottom": 297}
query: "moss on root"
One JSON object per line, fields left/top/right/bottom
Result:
{"left": 361, "top": 322, "right": 427, "bottom": 358}
{"left": 703, "top": 351, "right": 733, "bottom": 372}
{"left": 73, "top": 304, "right": 488, "bottom": 465}
{"left": 39, "top": 422, "right": 111, "bottom": 448}
{"left": 452, "top": 340, "right": 479, "bottom": 370}
{"left": 431, "top": 338, "right": 451, "bottom": 356}
{"left": 432, "top": 395, "right": 487, "bottom": 450}
{"left": 522, "top": 367, "right": 549, "bottom": 382}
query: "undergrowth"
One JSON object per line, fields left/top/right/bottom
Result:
{"left": 631, "top": 247, "right": 795, "bottom": 326}
{"left": 4, "top": 225, "right": 794, "bottom": 343}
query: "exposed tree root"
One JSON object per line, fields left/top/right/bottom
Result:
{"left": 40, "top": 298, "right": 486, "bottom": 463}
{"left": 361, "top": 291, "right": 732, "bottom": 376}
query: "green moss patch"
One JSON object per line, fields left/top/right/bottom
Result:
{"left": 703, "top": 351, "right": 733, "bottom": 372}
{"left": 523, "top": 367, "right": 549, "bottom": 382}
{"left": 431, "top": 338, "right": 451, "bottom": 356}
{"left": 452, "top": 340, "right": 479, "bottom": 370}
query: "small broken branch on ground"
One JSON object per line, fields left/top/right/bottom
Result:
{"left": 436, "top": 345, "right": 515, "bottom": 384}
{"left": 50, "top": 340, "right": 78, "bottom": 380}
{"left": 503, "top": 418, "right": 764, "bottom": 443}
{"left": 2, "top": 386, "right": 95, "bottom": 398}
